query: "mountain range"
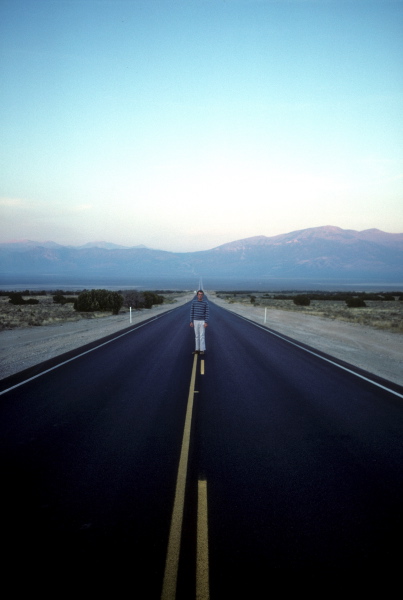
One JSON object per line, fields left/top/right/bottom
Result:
{"left": 1, "top": 226, "right": 403, "bottom": 289}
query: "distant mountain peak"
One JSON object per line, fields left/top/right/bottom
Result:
{"left": 77, "top": 241, "right": 130, "bottom": 250}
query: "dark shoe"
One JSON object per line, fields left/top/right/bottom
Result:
{"left": 200, "top": 351, "right": 205, "bottom": 355}
{"left": 192, "top": 350, "right": 199, "bottom": 354}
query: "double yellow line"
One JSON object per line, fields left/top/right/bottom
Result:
{"left": 161, "top": 355, "right": 209, "bottom": 600}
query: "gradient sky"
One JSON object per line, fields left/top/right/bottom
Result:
{"left": 1, "top": 0, "right": 402, "bottom": 252}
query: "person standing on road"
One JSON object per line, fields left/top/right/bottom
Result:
{"left": 190, "top": 290, "right": 209, "bottom": 355}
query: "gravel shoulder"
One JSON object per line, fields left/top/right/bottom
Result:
{"left": 1, "top": 292, "right": 402, "bottom": 387}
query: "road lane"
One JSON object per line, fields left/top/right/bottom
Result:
{"left": 190, "top": 301, "right": 403, "bottom": 592}
{"left": 0, "top": 303, "right": 196, "bottom": 595}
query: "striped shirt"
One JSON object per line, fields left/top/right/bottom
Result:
{"left": 190, "top": 298, "right": 209, "bottom": 322}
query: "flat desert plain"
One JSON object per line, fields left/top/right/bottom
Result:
{"left": 0, "top": 291, "right": 402, "bottom": 387}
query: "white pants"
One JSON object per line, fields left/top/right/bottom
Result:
{"left": 193, "top": 320, "right": 206, "bottom": 351}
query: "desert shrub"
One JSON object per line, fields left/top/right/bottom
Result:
{"left": 346, "top": 297, "right": 366, "bottom": 308}
{"left": 143, "top": 291, "right": 164, "bottom": 308}
{"left": 122, "top": 290, "right": 145, "bottom": 309}
{"left": 74, "top": 289, "right": 123, "bottom": 315}
{"left": 8, "top": 293, "right": 39, "bottom": 305}
{"left": 8, "top": 293, "right": 25, "bottom": 305}
{"left": 250, "top": 295, "right": 256, "bottom": 304}
{"left": 53, "top": 293, "right": 75, "bottom": 305}
{"left": 293, "top": 295, "right": 311, "bottom": 306}
{"left": 121, "top": 290, "right": 164, "bottom": 309}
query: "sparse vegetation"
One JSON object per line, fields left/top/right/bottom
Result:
{"left": 0, "top": 293, "right": 79, "bottom": 329}
{"left": 0, "top": 289, "right": 184, "bottom": 330}
{"left": 216, "top": 290, "right": 403, "bottom": 333}
{"left": 1, "top": 289, "right": 402, "bottom": 333}
{"left": 8, "top": 293, "right": 39, "bottom": 306}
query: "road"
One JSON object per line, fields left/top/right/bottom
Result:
{"left": 1, "top": 299, "right": 402, "bottom": 595}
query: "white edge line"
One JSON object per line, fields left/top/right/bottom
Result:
{"left": 0, "top": 312, "right": 169, "bottom": 396}
{"left": 234, "top": 313, "right": 403, "bottom": 400}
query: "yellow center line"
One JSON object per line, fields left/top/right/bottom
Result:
{"left": 197, "top": 479, "right": 210, "bottom": 600}
{"left": 161, "top": 354, "right": 198, "bottom": 600}
{"left": 201, "top": 360, "right": 205, "bottom": 375}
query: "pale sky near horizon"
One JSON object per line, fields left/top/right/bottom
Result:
{"left": 1, "top": 0, "right": 402, "bottom": 252}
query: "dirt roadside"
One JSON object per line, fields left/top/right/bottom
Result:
{"left": 1, "top": 291, "right": 402, "bottom": 387}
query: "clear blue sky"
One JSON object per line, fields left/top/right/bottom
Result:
{"left": 1, "top": 0, "right": 402, "bottom": 251}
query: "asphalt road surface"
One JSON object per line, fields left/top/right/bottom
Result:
{"left": 1, "top": 299, "right": 402, "bottom": 596}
